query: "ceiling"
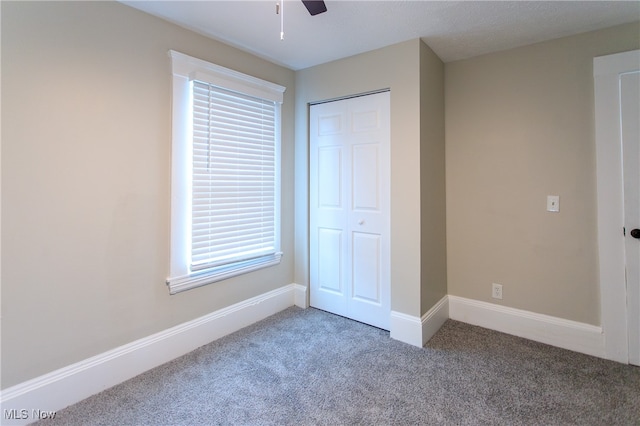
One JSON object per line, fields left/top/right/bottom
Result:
{"left": 122, "top": 1, "right": 640, "bottom": 70}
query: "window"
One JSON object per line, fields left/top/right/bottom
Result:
{"left": 167, "top": 51, "right": 285, "bottom": 294}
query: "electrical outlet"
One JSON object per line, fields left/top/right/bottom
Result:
{"left": 492, "top": 283, "right": 503, "bottom": 300}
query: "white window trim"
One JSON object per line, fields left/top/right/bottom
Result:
{"left": 167, "top": 50, "right": 285, "bottom": 295}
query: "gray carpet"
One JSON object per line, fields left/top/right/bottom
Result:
{"left": 39, "top": 307, "right": 640, "bottom": 425}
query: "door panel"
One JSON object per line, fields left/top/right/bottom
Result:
{"left": 310, "top": 91, "right": 390, "bottom": 330}
{"left": 352, "top": 232, "right": 381, "bottom": 304}
{"left": 318, "top": 146, "right": 342, "bottom": 208}
{"left": 351, "top": 110, "right": 379, "bottom": 132}
{"left": 317, "top": 228, "right": 344, "bottom": 294}
{"left": 352, "top": 144, "right": 380, "bottom": 211}
{"left": 318, "top": 113, "right": 343, "bottom": 135}
{"left": 310, "top": 99, "right": 348, "bottom": 318}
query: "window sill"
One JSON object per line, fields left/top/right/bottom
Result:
{"left": 166, "top": 253, "right": 283, "bottom": 295}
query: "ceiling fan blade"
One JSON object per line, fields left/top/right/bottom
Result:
{"left": 301, "top": 0, "right": 327, "bottom": 16}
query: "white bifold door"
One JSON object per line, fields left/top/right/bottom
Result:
{"left": 309, "top": 91, "right": 390, "bottom": 330}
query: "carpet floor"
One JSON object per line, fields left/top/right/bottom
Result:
{"left": 38, "top": 307, "right": 640, "bottom": 425}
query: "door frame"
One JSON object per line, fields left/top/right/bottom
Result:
{"left": 594, "top": 49, "right": 640, "bottom": 364}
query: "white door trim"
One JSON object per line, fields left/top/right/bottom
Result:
{"left": 594, "top": 49, "right": 640, "bottom": 364}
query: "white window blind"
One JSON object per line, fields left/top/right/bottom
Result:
{"left": 191, "top": 81, "right": 280, "bottom": 272}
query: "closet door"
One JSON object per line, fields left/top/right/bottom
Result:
{"left": 309, "top": 91, "right": 390, "bottom": 330}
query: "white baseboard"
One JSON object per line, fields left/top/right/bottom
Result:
{"left": 421, "top": 296, "right": 449, "bottom": 344}
{"left": 292, "top": 283, "right": 308, "bottom": 308}
{"left": 390, "top": 295, "right": 449, "bottom": 348}
{"left": 391, "top": 295, "right": 605, "bottom": 359}
{"left": 0, "top": 283, "right": 301, "bottom": 425}
{"left": 390, "top": 311, "right": 423, "bottom": 347}
{"left": 448, "top": 295, "right": 605, "bottom": 358}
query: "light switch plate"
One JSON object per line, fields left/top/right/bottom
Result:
{"left": 547, "top": 195, "right": 560, "bottom": 212}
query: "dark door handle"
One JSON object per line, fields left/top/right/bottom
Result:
{"left": 631, "top": 229, "right": 640, "bottom": 239}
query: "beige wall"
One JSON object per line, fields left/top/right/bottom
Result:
{"left": 420, "top": 42, "right": 447, "bottom": 311}
{"left": 445, "top": 22, "right": 640, "bottom": 325}
{"left": 1, "top": 1, "right": 295, "bottom": 388}
{"left": 295, "top": 40, "right": 424, "bottom": 316}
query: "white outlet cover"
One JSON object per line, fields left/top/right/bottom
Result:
{"left": 547, "top": 195, "right": 560, "bottom": 212}
{"left": 492, "top": 283, "right": 503, "bottom": 300}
